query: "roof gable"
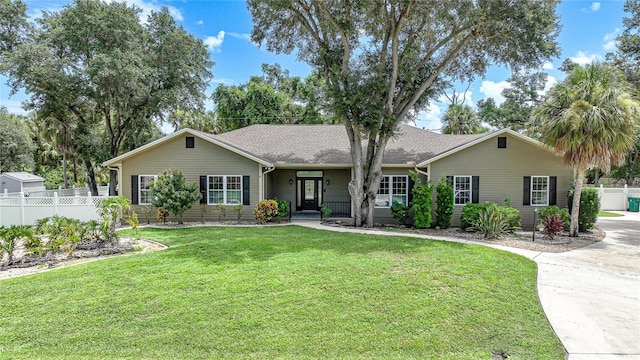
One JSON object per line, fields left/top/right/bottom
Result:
{"left": 103, "top": 128, "right": 273, "bottom": 167}
{"left": 417, "top": 129, "right": 557, "bottom": 167}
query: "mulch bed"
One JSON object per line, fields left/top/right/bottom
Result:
{"left": 325, "top": 220, "right": 606, "bottom": 253}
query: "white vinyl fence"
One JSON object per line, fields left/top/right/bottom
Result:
{"left": 597, "top": 184, "right": 640, "bottom": 211}
{"left": 0, "top": 192, "right": 108, "bottom": 227}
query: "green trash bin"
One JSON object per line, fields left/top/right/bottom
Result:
{"left": 628, "top": 197, "right": 640, "bottom": 212}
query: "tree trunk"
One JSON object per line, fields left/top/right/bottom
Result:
{"left": 84, "top": 160, "right": 99, "bottom": 196}
{"left": 570, "top": 167, "right": 586, "bottom": 237}
{"left": 72, "top": 158, "right": 78, "bottom": 184}
{"left": 62, "top": 151, "right": 68, "bottom": 189}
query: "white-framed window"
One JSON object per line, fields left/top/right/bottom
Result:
{"left": 208, "top": 175, "right": 242, "bottom": 205}
{"left": 453, "top": 175, "right": 472, "bottom": 205}
{"left": 531, "top": 176, "right": 549, "bottom": 206}
{"left": 139, "top": 175, "right": 157, "bottom": 205}
{"left": 375, "top": 175, "right": 408, "bottom": 207}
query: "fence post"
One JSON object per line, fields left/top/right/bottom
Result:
{"left": 624, "top": 184, "right": 629, "bottom": 210}
{"left": 54, "top": 192, "right": 59, "bottom": 217}
{"left": 87, "top": 192, "right": 93, "bottom": 221}
{"left": 3, "top": 189, "right": 7, "bottom": 197}
{"left": 20, "top": 192, "right": 25, "bottom": 226}
{"left": 599, "top": 184, "right": 604, "bottom": 200}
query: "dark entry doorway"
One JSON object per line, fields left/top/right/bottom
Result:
{"left": 296, "top": 171, "right": 323, "bottom": 211}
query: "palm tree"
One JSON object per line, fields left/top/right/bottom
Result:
{"left": 533, "top": 62, "right": 640, "bottom": 236}
{"left": 442, "top": 104, "right": 484, "bottom": 134}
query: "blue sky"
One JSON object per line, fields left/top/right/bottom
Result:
{"left": 0, "top": 0, "right": 627, "bottom": 132}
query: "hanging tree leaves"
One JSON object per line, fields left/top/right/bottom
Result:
{"left": 3, "top": 0, "right": 213, "bottom": 195}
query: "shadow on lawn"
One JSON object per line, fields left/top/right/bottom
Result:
{"left": 136, "top": 225, "right": 467, "bottom": 266}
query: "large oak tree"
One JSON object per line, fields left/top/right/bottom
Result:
{"left": 249, "top": 0, "right": 560, "bottom": 227}
{"left": 3, "top": 0, "right": 212, "bottom": 195}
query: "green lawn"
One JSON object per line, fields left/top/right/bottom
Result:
{"left": 0, "top": 226, "right": 565, "bottom": 359}
{"left": 598, "top": 211, "right": 625, "bottom": 217}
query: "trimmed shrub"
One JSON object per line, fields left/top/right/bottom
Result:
{"left": 435, "top": 177, "right": 454, "bottom": 229}
{"left": 254, "top": 199, "right": 279, "bottom": 223}
{"left": 275, "top": 199, "right": 290, "bottom": 220}
{"left": 410, "top": 172, "right": 433, "bottom": 229}
{"left": 568, "top": 187, "right": 600, "bottom": 231}
{"left": 497, "top": 204, "right": 522, "bottom": 229}
{"left": 391, "top": 201, "right": 410, "bottom": 225}
{"left": 460, "top": 203, "right": 486, "bottom": 229}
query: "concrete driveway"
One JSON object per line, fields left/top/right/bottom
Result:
{"left": 536, "top": 212, "right": 640, "bottom": 360}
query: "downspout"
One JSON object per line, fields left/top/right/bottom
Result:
{"left": 414, "top": 164, "right": 429, "bottom": 179}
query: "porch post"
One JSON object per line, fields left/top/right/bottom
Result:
{"left": 258, "top": 164, "right": 263, "bottom": 201}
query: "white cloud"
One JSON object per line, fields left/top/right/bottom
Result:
{"left": 480, "top": 80, "right": 510, "bottom": 106}
{"left": 96, "top": 0, "right": 183, "bottom": 22}
{"left": 227, "top": 32, "right": 252, "bottom": 42}
{"left": 196, "top": 20, "right": 204, "bottom": 25}
{"left": 591, "top": 2, "right": 601, "bottom": 11}
{"left": 542, "top": 61, "right": 554, "bottom": 70}
{"left": 414, "top": 103, "right": 443, "bottom": 132}
{"left": 544, "top": 75, "right": 558, "bottom": 92}
{"left": 603, "top": 40, "right": 617, "bottom": 51}
{"left": 204, "top": 31, "right": 225, "bottom": 52}
{"left": 0, "top": 99, "right": 29, "bottom": 115}
{"left": 570, "top": 51, "right": 601, "bottom": 65}
{"left": 211, "top": 78, "right": 237, "bottom": 86}
{"left": 602, "top": 28, "right": 620, "bottom": 51}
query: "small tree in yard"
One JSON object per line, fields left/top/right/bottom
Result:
{"left": 150, "top": 169, "right": 201, "bottom": 224}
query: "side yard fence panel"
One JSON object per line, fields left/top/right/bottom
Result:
{"left": 597, "top": 185, "right": 640, "bottom": 211}
{"left": 0, "top": 192, "right": 107, "bottom": 227}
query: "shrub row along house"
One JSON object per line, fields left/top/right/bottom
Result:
{"left": 103, "top": 124, "right": 573, "bottom": 228}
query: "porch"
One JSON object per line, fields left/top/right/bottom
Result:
{"left": 265, "top": 169, "right": 352, "bottom": 219}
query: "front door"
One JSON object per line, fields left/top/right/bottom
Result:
{"left": 299, "top": 178, "right": 322, "bottom": 210}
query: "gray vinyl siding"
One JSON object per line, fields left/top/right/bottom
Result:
{"left": 121, "top": 134, "right": 260, "bottom": 222}
{"left": 269, "top": 170, "right": 296, "bottom": 207}
{"left": 429, "top": 133, "right": 573, "bottom": 229}
{"left": 0, "top": 177, "right": 21, "bottom": 193}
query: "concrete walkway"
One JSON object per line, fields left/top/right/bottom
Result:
{"left": 536, "top": 212, "right": 640, "bottom": 360}
{"left": 294, "top": 213, "right": 640, "bottom": 359}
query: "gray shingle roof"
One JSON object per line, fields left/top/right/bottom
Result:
{"left": 212, "top": 124, "right": 488, "bottom": 166}
{"left": 0, "top": 172, "right": 45, "bottom": 182}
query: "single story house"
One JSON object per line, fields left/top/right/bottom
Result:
{"left": 103, "top": 124, "right": 573, "bottom": 228}
{"left": 0, "top": 172, "right": 46, "bottom": 195}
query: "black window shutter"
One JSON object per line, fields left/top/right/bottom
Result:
{"left": 523, "top": 176, "right": 531, "bottom": 206}
{"left": 549, "top": 176, "right": 557, "bottom": 206}
{"left": 407, "top": 176, "right": 415, "bottom": 205}
{"left": 131, "top": 175, "right": 139, "bottom": 205}
{"left": 199, "top": 176, "right": 207, "bottom": 204}
{"left": 498, "top": 137, "right": 507, "bottom": 148}
{"left": 186, "top": 137, "right": 195, "bottom": 148}
{"left": 471, "top": 176, "right": 479, "bottom": 204}
{"left": 242, "top": 176, "right": 250, "bottom": 205}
